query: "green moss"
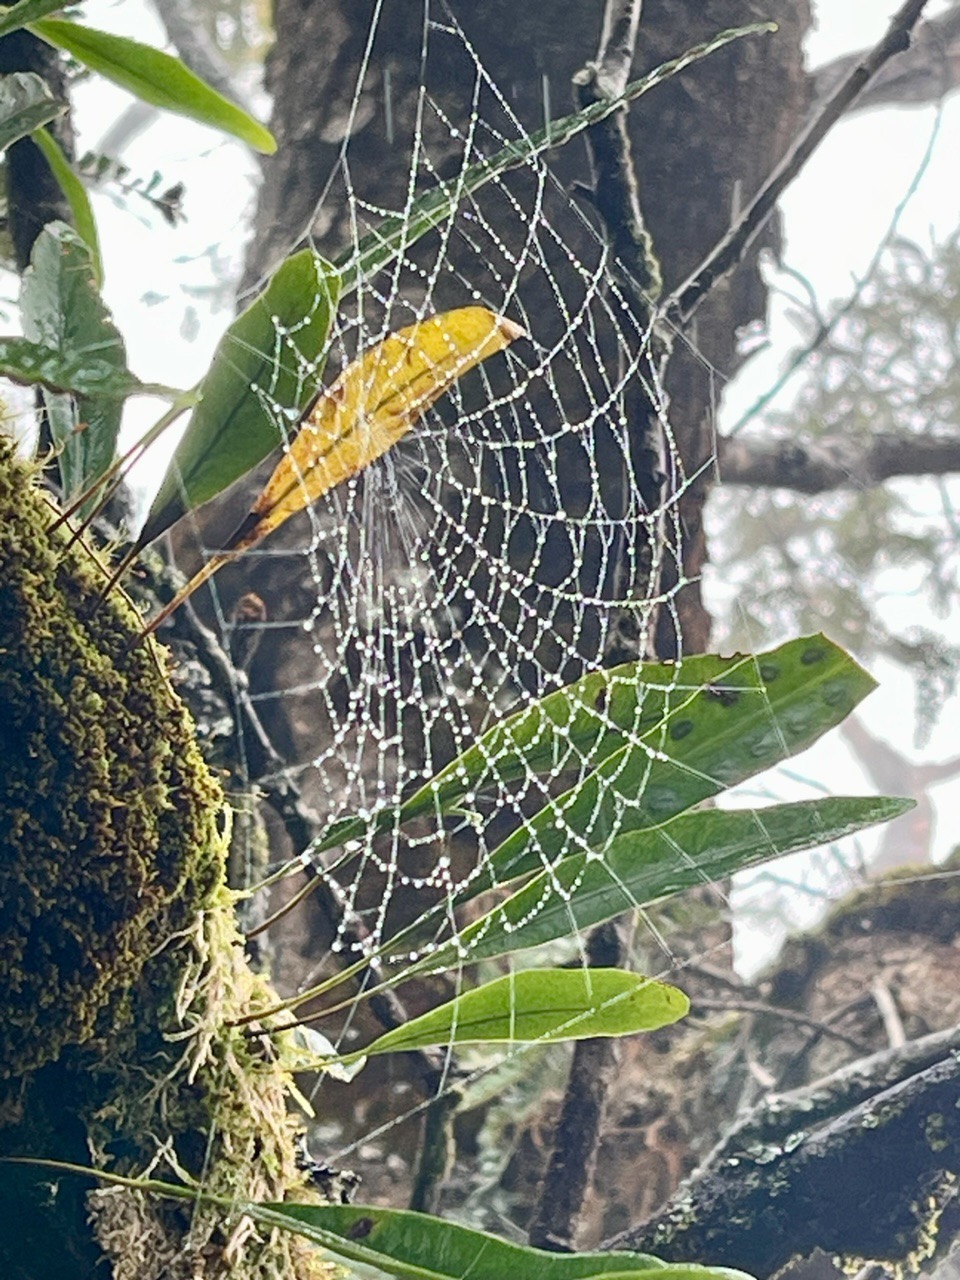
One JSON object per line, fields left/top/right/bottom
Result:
{"left": 0, "top": 439, "right": 223, "bottom": 1080}
{"left": 0, "top": 443, "right": 336, "bottom": 1278}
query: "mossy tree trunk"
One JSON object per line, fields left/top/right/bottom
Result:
{"left": 0, "top": 443, "right": 330, "bottom": 1278}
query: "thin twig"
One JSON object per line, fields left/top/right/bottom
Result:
{"left": 870, "top": 979, "right": 907, "bottom": 1049}
{"left": 664, "top": 0, "right": 933, "bottom": 331}
{"left": 726, "top": 103, "right": 942, "bottom": 437}
{"left": 693, "top": 996, "right": 870, "bottom": 1052}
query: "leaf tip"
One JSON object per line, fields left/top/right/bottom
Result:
{"left": 250, "top": 123, "right": 278, "bottom": 155}
{"left": 886, "top": 795, "right": 917, "bottom": 818}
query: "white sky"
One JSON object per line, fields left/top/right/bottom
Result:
{"left": 59, "top": 1, "right": 960, "bottom": 967}
{"left": 717, "top": 2, "right": 960, "bottom": 964}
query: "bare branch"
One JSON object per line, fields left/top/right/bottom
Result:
{"left": 609, "top": 1024, "right": 960, "bottom": 1275}
{"left": 813, "top": 1, "right": 960, "bottom": 114}
{"left": 665, "top": 0, "right": 932, "bottom": 331}
{"left": 717, "top": 430, "right": 960, "bottom": 493}
{"left": 692, "top": 997, "right": 869, "bottom": 1052}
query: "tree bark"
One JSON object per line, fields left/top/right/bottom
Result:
{"left": 609, "top": 1025, "right": 960, "bottom": 1276}
{"left": 0, "top": 444, "right": 326, "bottom": 1279}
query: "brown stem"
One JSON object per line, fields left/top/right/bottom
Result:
{"left": 527, "top": 919, "right": 631, "bottom": 1251}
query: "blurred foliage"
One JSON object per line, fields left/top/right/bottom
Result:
{"left": 714, "top": 231, "right": 960, "bottom": 744}
{"left": 187, "top": 0, "right": 272, "bottom": 70}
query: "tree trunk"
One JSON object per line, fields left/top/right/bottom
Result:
{"left": 0, "top": 442, "right": 328, "bottom": 1278}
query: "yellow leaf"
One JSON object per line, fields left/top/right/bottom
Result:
{"left": 228, "top": 305, "right": 524, "bottom": 551}
{"left": 140, "top": 306, "right": 524, "bottom": 638}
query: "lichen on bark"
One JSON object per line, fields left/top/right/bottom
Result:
{"left": 0, "top": 440, "right": 333, "bottom": 1280}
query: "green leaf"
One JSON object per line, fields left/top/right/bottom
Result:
{"left": 20, "top": 222, "right": 130, "bottom": 509}
{"left": 0, "top": 0, "right": 66, "bottom": 40}
{"left": 313, "top": 635, "right": 876, "bottom": 871}
{"left": 0, "top": 1158, "right": 755, "bottom": 1280}
{"left": 476, "top": 635, "right": 877, "bottom": 891}
{"left": 586, "top": 1273, "right": 755, "bottom": 1280}
{"left": 138, "top": 249, "right": 340, "bottom": 546}
{"left": 0, "top": 333, "right": 138, "bottom": 396}
{"left": 30, "top": 126, "right": 102, "bottom": 284}
{"left": 409, "top": 796, "right": 914, "bottom": 972}
{"left": 335, "top": 23, "right": 773, "bottom": 296}
{"left": 400, "top": 650, "right": 776, "bottom": 821}
{"left": 258, "top": 1202, "right": 673, "bottom": 1280}
{"left": 357, "top": 968, "right": 688, "bottom": 1058}
{"left": 0, "top": 70, "right": 64, "bottom": 150}
{"left": 30, "top": 16, "right": 276, "bottom": 153}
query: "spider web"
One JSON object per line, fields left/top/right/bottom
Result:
{"left": 244, "top": 33, "right": 702, "bottom": 922}
{"left": 176, "top": 3, "right": 759, "bottom": 1188}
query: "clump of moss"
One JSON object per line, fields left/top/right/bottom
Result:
{"left": 0, "top": 441, "right": 224, "bottom": 1080}
{"left": 0, "top": 444, "right": 336, "bottom": 1278}
{"left": 81, "top": 885, "right": 336, "bottom": 1280}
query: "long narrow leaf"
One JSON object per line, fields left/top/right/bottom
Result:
{"left": 30, "top": 17, "right": 276, "bottom": 153}
{"left": 139, "top": 249, "right": 341, "bottom": 547}
{"left": 0, "top": 70, "right": 64, "bottom": 149}
{"left": 31, "top": 126, "right": 102, "bottom": 284}
{"left": 405, "top": 797, "right": 914, "bottom": 973}
{"left": 0, "top": 0, "right": 65, "bottom": 39}
{"left": 311, "top": 635, "right": 876, "bottom": 869}
{"left": 336, "top": 23, "right": 774, "bottom": 296}
{"left": 355, "top": 968, "right": 687, "bottom": 1059}
{"left": 476, "top": 636, "right": 877, "bottom": 891}
{"left": 400, "top": 651, "right": 751, "bottom": 821}
{"left": 0, "top": 1160, "right": 753, "bottom": 1280}
{"left": 264, "top": 1202, "right": 675, "bottom": 1280}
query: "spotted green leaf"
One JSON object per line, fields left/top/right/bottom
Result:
{"left": 473, "top": 635, "right": 877, "bottom": 892}
{"left": 312, "top": 635, "right": 876, "bottom": 870}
